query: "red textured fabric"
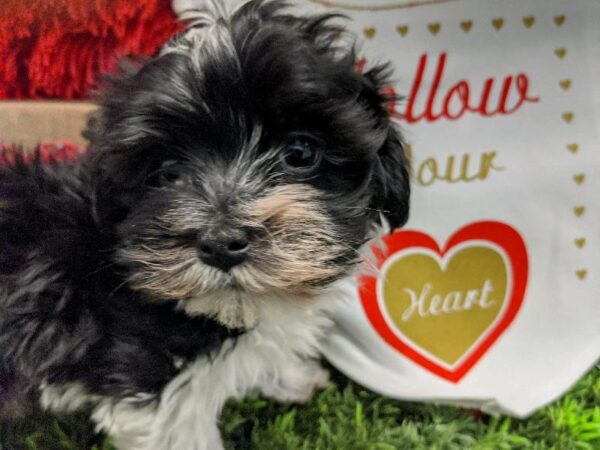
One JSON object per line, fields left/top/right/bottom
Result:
{"left": 0, "top": 0, "right": 181, "bottom": 99}
{"left": 0, "top": 141, "right": 86, "bottom": 165}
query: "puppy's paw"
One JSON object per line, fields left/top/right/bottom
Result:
{"left": 259, "top": 361, "right": 330, "bottom": 403}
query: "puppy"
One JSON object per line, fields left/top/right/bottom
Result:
{"left": 0, "top": 1, "right": 410, "bottom": 448}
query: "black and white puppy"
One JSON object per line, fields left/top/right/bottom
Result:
{"left": 0, "top": 1, "right": 409, "bottom": 448}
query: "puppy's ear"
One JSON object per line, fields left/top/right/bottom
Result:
{"left": 85, "top": 112, "right": 158, "bottom": 226}
{"left": 359, "top": 67, "right": 411, "bottom": 230}
{"left": 85, "top": 146, "right": 152, "bottom": 226}
{"left": 370, "top": 126, "right": 410, "bottom": 230}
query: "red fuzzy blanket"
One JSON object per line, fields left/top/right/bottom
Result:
{"left": 0, "top": 0, "right": 181, "bottom": 99}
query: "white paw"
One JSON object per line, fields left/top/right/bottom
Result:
{"left": 259, "top": 361, "right": 330, "bottom": 403}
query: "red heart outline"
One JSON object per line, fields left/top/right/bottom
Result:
{"left": 359, "top": 221, "right": 528, "bottom": 383}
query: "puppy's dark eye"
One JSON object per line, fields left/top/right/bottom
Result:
{"left": 281, "top": 139, "right": 321, "bottom": 172}
{"left": 157, "top": 160, "right": 181, "bottom": 185}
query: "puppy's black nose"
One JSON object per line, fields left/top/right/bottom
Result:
{"left": 197, "top": 227, "right": 249, "bottom": 272}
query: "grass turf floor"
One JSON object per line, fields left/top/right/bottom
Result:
{"left": 1, "top": 365, "right": 598, "bottom": 450}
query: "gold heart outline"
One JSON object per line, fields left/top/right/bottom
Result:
{"left": 396, "top": 25, "right": 409, "bottom": 36}
{"left": 523, "top": 16, "right": 535, "bottom": 28}
{"left": 559, "top": 79, "right": 571, "bottom": 91}
{"left": 363, "top": 27, "right": 376, "bottom": 38}
{"left": 573, "top": 174, "right": 585, "bottom": 185}
{"left": 567, "top": 143, "right": 579, "bottom": 154}
{"left": 576, "top": 269, "right": 587, "bottom": 280}
{"left": 554, "top": 15, "right": 566, "bottom": 27}
{"left": 555, "top": 48, "right": 567, "bottom": 58}
{"left": 428, "top": 22, "right": 441, "bottom": 35}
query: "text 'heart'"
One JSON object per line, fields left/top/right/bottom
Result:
{"left": 359, "top": 221, "right": 528, "bottom": 382}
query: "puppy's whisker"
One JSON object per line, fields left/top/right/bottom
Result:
{"left": 83, "top": 262, "right": 119, "bottom": 278}
{"left": 336, "top": 206, "right": 392, "bottom": 214}
{"left": 109, "top": 277, "right": 133, "bottom": 296}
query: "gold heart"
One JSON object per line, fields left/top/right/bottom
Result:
{"left": 396, "top": 25, "right": 409, "bottom": 36}
{"left": 574, "top": 206, "right": 585, "bottom": 217}
{"left": 460, "top": 20, "right": 472, "bottom": 33}
{"left": 574, "top": 173, "right": 585, "bottom": 185}
{"left": 364, "top": 27, "right": 376, "bottom": 39}
{"left": 562, "top": 112, "right": 574, "bottom": 123}
{"left": 567, "top": 143, "right": 579, "bottom": 154}
{"left": 554, "top": 15, "right": 566, "bottom": 27}
{"left": 523, "top": 16, "right": 535, "bottom": 28}
{"left": 382, "top": 246, "right": 507, "bottom": 366}
{"left": 575, "top": 238, "right": 586, "bottom": 249}
{"left": 428, "top": 23, "right": 441, "bottom": 35}
{"left": 492, "top": 18, "right": 504, "bottom": 30}
{"left": 555, "top": 48, "right": 567, "bottom": 58}
{"left": 559, "top": 79, "right": 571, "bottom": 91}
{"left": 576, "top": 269, "right": 587, "bottom": 280}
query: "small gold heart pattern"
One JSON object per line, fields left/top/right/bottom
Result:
{"left": 428, "top": 23, "right": 441, "bottom": 35}
{"left": 562, "top": 112, "right": 574, "bottom": 123}
{"left": 559, "top": 79, "right": 572, "bottom": 91}
{"left": 554, "top": 15, "right": 566, "bottom": 27}
{"left": 523, "top": 16, "right": 535, "bottom": 28}
{"left": 555, "top": 48, "right": 567, "bottom": 59}
{"left": 492, "top": 18, "right": 504, "bottom": 30}
{"left": 460, "top": 20, "right": 472, "bottom": 33}
{"left": 363, "top": 27, "right": 376, "bottom": 39}
{"left": 567, "top": 143, "right": 579, "bottom": 154}
{"left": 576, "top": 269, "right": 587, "bottom": 280}
{"left": 574, "top": 206, "right": 586, "bottom": 217}
{"left": 573, "top": 174, "right": 586, "bottom": 185}
{"left": 575, "top": 238, "right": 586, "bottom": 249}
{"left": 396, "top": 25, "right": 409, "bottom": 36}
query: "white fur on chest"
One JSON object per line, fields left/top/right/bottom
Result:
{"left": 42, "top": 287, "right": 344, "bottom": 450}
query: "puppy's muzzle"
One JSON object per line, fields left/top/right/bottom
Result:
{"left": 197, "top": 225, "right": 250, "bottom": 272}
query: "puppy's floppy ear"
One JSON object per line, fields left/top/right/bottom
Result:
{"left": 87, "top": 148, "right": 154, "bottom": 226}
{"left": 371, "top": 126, "right": 410, "bottom": 230}
{"left": 359, "top": 66, "right": 411, "bottom": 230}
{"left": 82, "top": 58, "right": 160, "bottom": 227}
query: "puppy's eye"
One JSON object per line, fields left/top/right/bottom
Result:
{"left": 281, "top": 139, "right": 321, "bottom": 172}
{"left": 157, "top": 160, "right": 181, "bottom": 185}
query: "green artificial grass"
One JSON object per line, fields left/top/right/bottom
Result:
{"left": 1, "top": 366, "right": 598, "bottom": 450}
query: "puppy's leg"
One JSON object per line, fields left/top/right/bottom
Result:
{"left": 94, "top": 404, "right": 224, "bottom": 450}
{"left": 92, "top": 360, "right": 226, "bottom": 450}
{"left": 258, "top": 359, "right": 330, "bottom": 403}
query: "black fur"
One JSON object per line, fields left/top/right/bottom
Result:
{"left": 0, "top": 0, "right": 409, "bottom": 415}
{"left": 0, "top": 155, "right": 239, "bottom": 400}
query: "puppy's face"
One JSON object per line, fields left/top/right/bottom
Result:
{"left": 89, "top": 1, "right": 409, "bottom": 327}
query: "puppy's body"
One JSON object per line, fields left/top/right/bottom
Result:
{"left": 0, "top": 1, "right": 410, "bottom": 449}
{"left": 41, "top": 283, "right": 335, "bottom": 450}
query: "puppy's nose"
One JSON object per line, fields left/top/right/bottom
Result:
{"left": 197, "top": 227, "right": 249, "bottom": 272}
